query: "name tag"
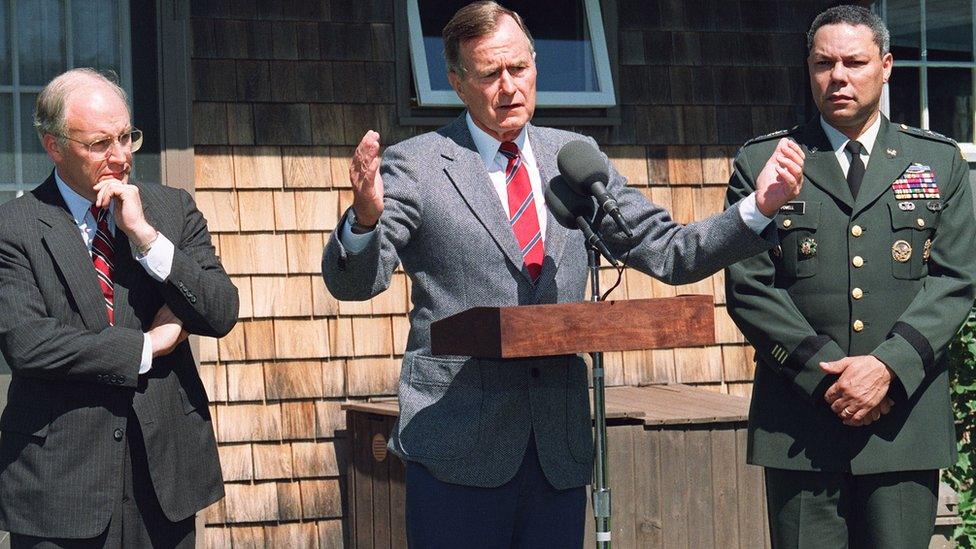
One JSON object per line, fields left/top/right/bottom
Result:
{"left": 779, "top": 201, "right": 806, "bottom": 215}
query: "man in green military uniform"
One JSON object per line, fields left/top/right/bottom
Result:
{"left": 725, "top": 5, "right": 976, "bottom": 548}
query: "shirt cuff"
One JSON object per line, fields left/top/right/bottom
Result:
{"left": 135, "top": 232, "right": 175, "bottom": 281}
{"left": 140, "top": 333, "right": 153, "bottom": 374}
{"left": 738, "top": 192, "right": 775, "bottom": 233}
{"left": 340, "top": 216, "right": 377, "bottom": 254}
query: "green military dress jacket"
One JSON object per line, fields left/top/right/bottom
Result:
{"left": 725, "top": 116, "right": 976, "bottom": 474}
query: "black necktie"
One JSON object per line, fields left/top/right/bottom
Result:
{"left": 845, "top": 140, "right": 865, "bottom": 198}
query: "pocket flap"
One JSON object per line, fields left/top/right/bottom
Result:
{"left": 0, "top": 406, "right": 52, "bottom": 438}
{"left": 888, "top": 202, "right": 939, "bottom": 230}
{"left": 776, "top": 202, "right": 821, "bottom": 230}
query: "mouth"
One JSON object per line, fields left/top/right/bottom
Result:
{"left": 497, "top": 103, "right": 524, "bottom": 111}
{"left": 827, "top": 94, "right": 854, "bottom": 104}
{"left": 101, "top": 169, "right": 129, "bottom": 181}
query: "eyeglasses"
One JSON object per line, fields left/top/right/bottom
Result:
{"left": 57, "top": 129, "right": 143, "bottom": 158}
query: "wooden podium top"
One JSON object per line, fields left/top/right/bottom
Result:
{"left": 430, "top": 295, "right": 715, "bottom": 358}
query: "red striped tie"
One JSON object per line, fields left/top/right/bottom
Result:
{"left": 499, "top": 141, "right": 544, "bottom": 280}
{"left": 90, "top": 206, "right": 115, "bottom": 325}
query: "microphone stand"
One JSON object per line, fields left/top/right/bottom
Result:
{"left": 587, "top": 247, "right": 612, "bottom": 548}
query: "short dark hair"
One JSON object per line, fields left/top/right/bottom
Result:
{"left": 807, "top": 5, "right": 890, "bottom": 56}
{"left": 442, "top": 1, "right": 534, "bottom": 76}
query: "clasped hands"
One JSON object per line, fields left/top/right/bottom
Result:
{"left": 820, "top": 355, "right": 896, "bottom": 427}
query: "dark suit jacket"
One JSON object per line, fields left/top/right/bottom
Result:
{"left": 0, "top": 175, "right": 238, "bottom": 538}
{"left": 323, "top": 115, "right": 775, "bottom": 489}
{"left": 725, "top": 117, "right": 976, "bottom": 473}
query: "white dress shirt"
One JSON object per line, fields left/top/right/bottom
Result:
{"left": 820, "top": 113, "right": 882, "bottom": 177}
{"left": 54, "top": 171, "right": 176, "bottom": 374}
{"left": 340, "top": 116, "right": 773, "bottom": 252}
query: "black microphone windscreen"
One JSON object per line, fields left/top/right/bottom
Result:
{"left": 556, "top": 140, "right": 609, "bottom": 194}
{"left": 545, "top": 176, "right": 596, "bottom": 230}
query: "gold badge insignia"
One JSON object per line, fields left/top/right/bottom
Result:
{"left": 886, "top": 148, "right": 897, "bottom": 157}
{"left": 892, "top": 240, "right": 912, "bottom": 262}
{"left": 923, "top": 238, "right": 932, "bottom": 262}
{"left": 799, "top": 237, "right": 817, "bottom": 257}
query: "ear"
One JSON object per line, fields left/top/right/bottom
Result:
{"left": 881, "top": 52, "right": 893, "bottom": 83}
{"left": 42, "top": 134, "right": 64, "bottom": 163}
{"left": 447, "top": 70, "right": 465, "bottom": 103}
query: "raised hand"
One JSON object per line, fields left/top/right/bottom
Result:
{"left": 755, "top": 138, "right": 805, "bottom": 217}
{"left": 92, "top": 179, "right": 158, "bottom": 249}
{"left": 349, "top": 130, "right": 384, "bottom": 227}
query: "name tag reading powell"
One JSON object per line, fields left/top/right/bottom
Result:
{"left": 779, "top": 201, "right": 806, "bottom": 215}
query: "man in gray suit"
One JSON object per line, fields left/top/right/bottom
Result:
{"left": 322, "top": 2, "right": 804, "bottom": 546}
{"left": 0, "top": 69, "right": 237, "bottom": 547}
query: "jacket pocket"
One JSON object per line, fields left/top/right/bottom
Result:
{"left": 775, "top": 202, "right": 822, "bottom": 279}
{"left": 0, "top": 405, "right": 52, "bottom": 440}
{"left": 888, "top": 203, "right": 940, "bottom": 280}
{"left": 397, "top": 354, "right": 482, "bottom": 460}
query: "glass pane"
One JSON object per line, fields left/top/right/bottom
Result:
{"left": 417, "top": 0, "right": 601, "bottom": 93}
{"left": 0, "top": 93, "right": 14, "bottom": 185}
{"left": 889, "top": 66, "right": 921, "bottom": 127}
{"left": 20, "top": 93, "right": 49, "bottom": 184}
{"left": 927, "top": 0, "right": 973, "bottom": 62}
{"left": 928, "top": 68, "right": 973, "bottom": 142}
{"left": 888, "top": 0, "right": 922, "bottom": 60}
{"left": 17, "top": 0, "right": 65, "bottom": 85}
{"left": 72, "top": 0, "right": 120, "bottom": 73}
{"left": 0, "top": 0, "right": 11, "bottom": 85}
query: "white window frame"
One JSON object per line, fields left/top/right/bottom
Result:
{"left": 0, "top": 0, "right": 132, "bottom": 197}
{"left": 406, "top": 0, "right": 616, "bottom": 108}
{"left": 880, "top": 0, "right": 976, "bottom": 161}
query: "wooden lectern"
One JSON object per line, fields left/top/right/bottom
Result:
{"left": 430, "top": 294, "right": 716, "bottom": 358}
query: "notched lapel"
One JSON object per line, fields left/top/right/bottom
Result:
{"left": 527, "top": 126, "right": 571, "bottom": 296}
{"left": 853, "top": 119, "right": 910, "bottom": 217}
{"left": 33, "top": 179, "right": 110, "bottom": 331}
{"left": 440, "top": 116, "right": 528, "bottom": 278}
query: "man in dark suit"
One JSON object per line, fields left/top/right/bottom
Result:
{"left": 323, "top": 2, "right": 804, "bottom": 546}
{"left": 725, "top": 6, "right": 976, "bottom": 548}
{"left": 0, "top": 68, "right": 238, "bottom": 547}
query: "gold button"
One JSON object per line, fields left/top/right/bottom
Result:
{"left": 853, "top": 320, "right": 864, "bottom": 332}
{"left": 852, "top": 256, "right": 864, "bottom": 268}
{"left": 916, "top": 218, "right": 925, "bottom": 228}
{"left": 852, "top": 287, "right": 863, "bottom": 299}
{"left": 783, "top": 219, "right": 792, "bottom": 228}
{"left": 851, "top": 225, "right": 863, "bottom": 237}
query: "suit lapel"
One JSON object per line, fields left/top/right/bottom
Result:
{"left": 852, "top": 118, "right": 910, "bottom": 217}
{"left": 33, "top": 176, "right": 110, "bottom": 331}
{"left": 797, "top": 122, "right": 854, "bottom": 211}
{"left": 527, "top": 125, "right": 571, "bottom": 297}
{"left": 440, "top": 115, "right": 528, "bottom": 279}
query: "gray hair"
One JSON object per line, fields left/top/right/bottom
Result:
{"left": 442, "top": 1, "right": 534, "bottom": 76}
{"left": 34, "top": 68, "right": 129, "bottom": 145}
{"left": 808, "top": 5, "right": 890, "bottom": 56}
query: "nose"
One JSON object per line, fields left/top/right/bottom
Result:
{"left": 498, "top": 69, "right": 517, "bottom": 95}
{"left": 106, "top": 137, "right": 128, "bottom": 163}
{"left": 829, "top": 62, "right": 847, "bottom": 84}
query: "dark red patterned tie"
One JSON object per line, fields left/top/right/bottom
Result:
{"left": 499, "top": 141, "right": 544, "bottom": 280}
{"left": 90, "top": 205, "right": 115, "bottom": 325}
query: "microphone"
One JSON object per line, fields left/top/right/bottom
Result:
{"left": 545, "top": 176, "right": 619, "bottom": 267}
{"left": 556, "top": 140, "right": 634, "bottom": 239}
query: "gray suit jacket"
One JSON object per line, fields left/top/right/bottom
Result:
{"left": 0, "top": 175, "right": 238, "bottom": 538}
{"left": 322, "top": 115, "right": 772, "bottom": 489}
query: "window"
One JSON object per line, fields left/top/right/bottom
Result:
{"left": 0, "top": 0, "right": 133, "bottom": 202}
{"left": 406, "top": 0, "right": 616, "bottom": 108}
{"left": 882, "top": 0, "right": 976, "bottom": 158}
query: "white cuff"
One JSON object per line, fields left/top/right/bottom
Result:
{"left": 738, "top": 192, "right": 775, "bottom": 233}
{"left": 340, "top": 216, "right": 376, "bottom": 254}
{"left": 140, "top": 333, "right": 153, "bottom": 374}
{"left": 135, "top": 232, "right": 175, "bottom": 281}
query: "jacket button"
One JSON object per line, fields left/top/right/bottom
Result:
{"left": 531, "top": 368, "right": 540, "bottom": 378}
{"left": 852, "top": 256, "right": 864, "bottom": 268}
{"left": 852, "top": 288, "right": 863, "bottom": 300}
{"left": 916, "top": 218, "right": 925, "bottom": 228}
{"left": 782, "top": 219, "right": 792, "bottom": 228}
{"left": 113, "top": 428, "right": 124, "bottom": 442}
{"left": 853, "top": 320, "right": 864, "bottom": 332}
{"left": 851, "top": 225, "right": 863, "bottom": 237}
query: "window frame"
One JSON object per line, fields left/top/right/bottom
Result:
{"left": 397, "top": 0, "right": 620, "bottom": 127}
{"left": 0, "top": 0, "right": 133, "bottom": 197}
{"left": 880, "top": 0, "right": 976, "bottom": 161}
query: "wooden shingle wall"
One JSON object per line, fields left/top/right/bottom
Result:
{"left": 189, "top": 0, "right": 825, "bottom": 545}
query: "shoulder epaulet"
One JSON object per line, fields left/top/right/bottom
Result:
{"left": 896, "top": 123, "right": 965, "bottom": 160}
{"left": 742, "top": 125, "right": 801, "bottom": 147}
